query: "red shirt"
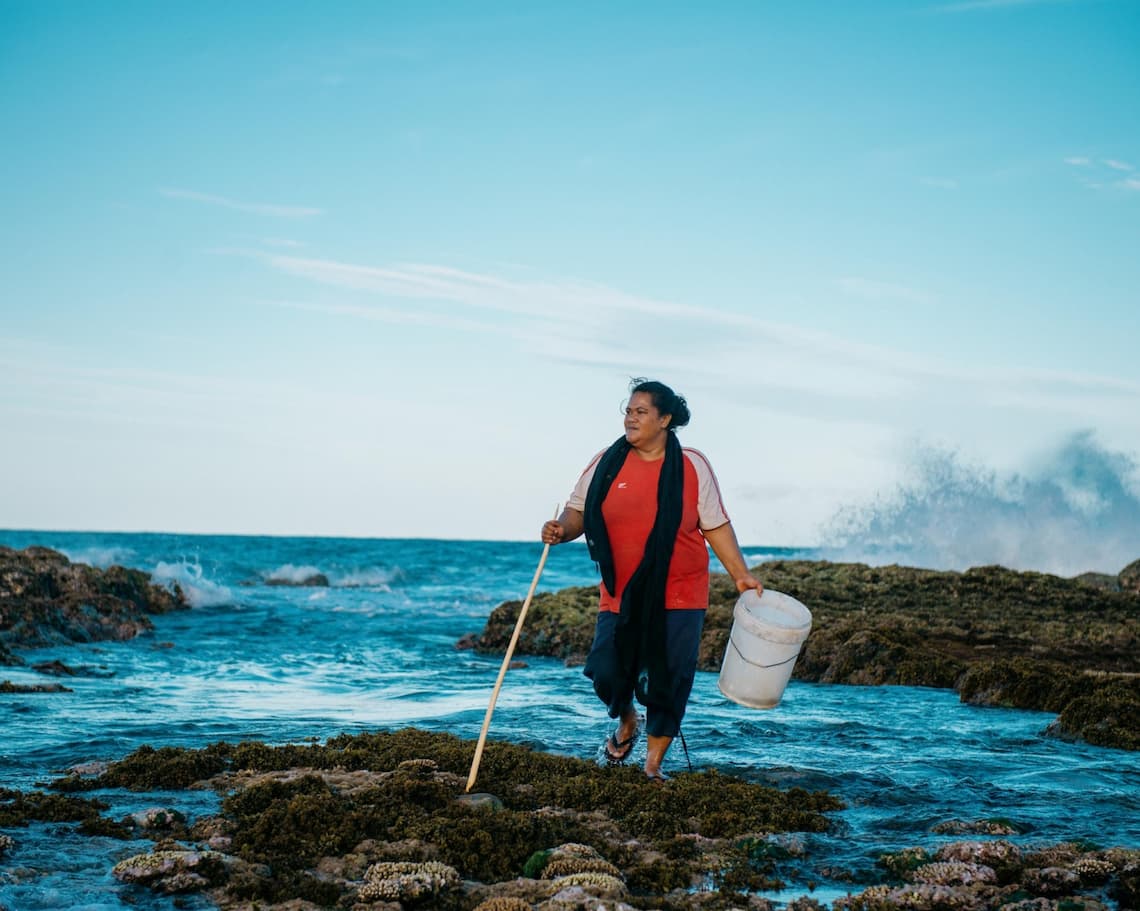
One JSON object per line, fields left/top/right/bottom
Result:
{"left": 586, "top": 452, "right": 724, "bottom": 612}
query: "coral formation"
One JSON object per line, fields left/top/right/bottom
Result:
{"left": 473, "top": 898, "right": 533, "bottom": 911}
{"left": 935, "top": 839, "right": 1021, "bottom": 871}
{"left": 910, "top": 860, "right": 996, "bottom": 885}
{"left": 540, "top": 843, "right": 623, "bottom": 881}
{"left": 1022, "top": 865, "right": 1082, "bottom": 896}
{"left": 877, "top": 847, "right": 933, "bottom": 878}
{"left": 111, "top": 848, "right": 227, "bottom": 893}
{"left": 357, "top": 860, "right": 460, "bottom": 903}
{"left": 546, "top": 870, "right": 627, "bottom": 895}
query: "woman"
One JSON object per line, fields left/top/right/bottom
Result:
{"left": 541, "top": 378, "right": 762, "bottom": 780}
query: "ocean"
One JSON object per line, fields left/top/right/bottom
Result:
{"left": 0, "top": 529, "right": 1138, "bottom": 910}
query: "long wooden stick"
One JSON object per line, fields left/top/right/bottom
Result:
{"left": 465, "top": 506, "right": 558, "bottom": 792}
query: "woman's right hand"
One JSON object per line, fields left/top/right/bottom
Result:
{"left": 541, "top": 520, "right": 565, "bottom": 545}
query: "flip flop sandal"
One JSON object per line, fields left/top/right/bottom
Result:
{"left": 603, "top": 728, "right": 638, "bottom": 765}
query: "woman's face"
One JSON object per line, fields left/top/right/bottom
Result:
{"left": 624, "top": 391, "right": 671, "bottom": 449}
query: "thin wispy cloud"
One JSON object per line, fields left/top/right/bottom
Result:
{"left": 254, "top": 252, "right": 1140, "bottom": 430}
{"left": 258, "top": 298, "right": 494, "bottom": 334}
{"left": 160, "top": 188, "right": 323, "bottom": 218}
{"left": 1064, "top": 156, "right": 1140, "bottom": 193}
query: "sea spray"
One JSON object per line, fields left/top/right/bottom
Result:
{"left": 820, "top": 431, "right": 1140, "bottom": 576}
{"left": 151, "top": 558, "right": 234, "bottom": 607}
{"left": 58, "top": 544, "right": 135, "bottom": 569}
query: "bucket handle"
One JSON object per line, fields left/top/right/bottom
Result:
{"left": 727, "top": 634, "right": 801, "bottom": 670}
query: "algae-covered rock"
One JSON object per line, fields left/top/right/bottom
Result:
{"left": 0, "top": 786, "right": 127, "bottom": 836}
{"left": 0, "top": 679, "right": 71, "bottom": 693}
{"left": 472, "top": 558, "right": 1140, "bottom": 750}
{"left": 53, "top": 728, "right": 841, "bottom": 908}
{"left": 1047, "top": 676, "right": 1140, "bottom": 750}
{"left": 111, "top": 848, "right": 227, "bottom": 893}
{"left": 930, "top": 817, "right": 1024, "bottom": 836}
{"left": 0, "top": 545, "right": 186, "bottom": 651}
{"left": 1120, "top": 559, "right": 1140, "bottom": 594}
{"left": 16, "top": 728, "right": 1136, "bottom": 910}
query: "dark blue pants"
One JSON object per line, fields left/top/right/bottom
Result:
{"left": 584, "top": 609, "right": 705, "bottom": 737}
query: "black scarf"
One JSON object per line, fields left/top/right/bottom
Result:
{"left": 583, "top": 432, "right": 684, "bottom": 709}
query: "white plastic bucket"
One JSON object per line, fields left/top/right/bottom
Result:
{"left": 717, "top": 589, "right": 812, "bottom": 709}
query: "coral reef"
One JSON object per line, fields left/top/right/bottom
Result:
{"left": 18, "top": 729, "right": 1132, "bottom": 910}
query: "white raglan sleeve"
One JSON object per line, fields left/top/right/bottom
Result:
{"left": 685, "top": 448, "right": 731, "bottom": 531}
{"left": 566, "top": 450, "right": 606, "bottom": 513}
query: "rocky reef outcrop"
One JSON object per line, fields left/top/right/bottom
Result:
{"left": 470, "top": 559, "right": 1140, "bottom": 751}
{"left": 19, "top": 729, "right": 1136, "bottom": 909}
{"left": 0, "top": 546, "right": 186, "bottom": 663}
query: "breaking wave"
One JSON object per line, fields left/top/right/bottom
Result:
{"left": 820, "top": 431, "right": 1140, "bottom": 576}
{"left": 151, "top": 559, "right": 234, "bottom": 608}
{"left": 59, "top": 545, "right": 135, "bottom": 569}
{"left": 261, "top": 563, "right": 401, "bottom": 589}
{"left": 264, "top": 563, "right": 326, "bottom": 584}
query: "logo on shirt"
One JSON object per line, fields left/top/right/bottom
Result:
{"left": 617, "top": 482, "right": 628, "bottom": 488}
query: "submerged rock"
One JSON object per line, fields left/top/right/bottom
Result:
{"left": 265, "top": 573, "right": 329, "bottom": 587}
{"left": 0, "top": 546, "right": 186, "bottom": 652}
{"left": 0, "top": 679, "right": 72, "bottom": 693}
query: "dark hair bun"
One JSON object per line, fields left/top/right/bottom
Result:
{"left": 629, "top": 377, "right": 690, "bottom": 430}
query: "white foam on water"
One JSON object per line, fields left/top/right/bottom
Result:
{"left": 329, "top": 565, "right": 401, "bottom": 589}
{"left": 59, "top": 545, "right": 135, "bottom": 569}
{"left": 264, "top": 562, "right": 325, "bottom": 584}
{"left": 151, "top": 558, "right": 234, "bottom": 607}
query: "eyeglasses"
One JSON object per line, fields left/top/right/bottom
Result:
{"left": 619, "top": 398, "right": 655, "bottom": 418}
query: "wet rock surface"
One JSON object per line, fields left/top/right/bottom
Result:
{"left": 473, "top": 559, "right": 1140, "bottom": 750}
{"left": 10, "top": 729, "right": 1133, "bottom": 910}
{"left": 0, "top": 546, "right": 186, "bottom": 654}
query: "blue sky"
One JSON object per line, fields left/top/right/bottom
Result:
{"left": 2, "top": 0, "right": 1138, "bottom": 550}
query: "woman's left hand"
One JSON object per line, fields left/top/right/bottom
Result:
{"left": 734, "top": 573, "right": 764, "bottom": 595}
